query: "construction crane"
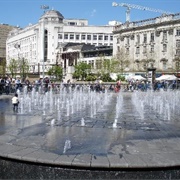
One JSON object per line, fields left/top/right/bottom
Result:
{"left": 112, "top": 2, "right": 174, "bottom": 22}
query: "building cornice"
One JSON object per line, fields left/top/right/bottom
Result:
{"left": 113, "top": 13, "right": 180, "bottom": 34}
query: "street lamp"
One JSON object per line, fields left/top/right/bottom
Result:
{"left": 40, "top": 5, "right": 49, "bottom": 79}
{"left": 14, "top": 43, "right": 21, "bottom": 78}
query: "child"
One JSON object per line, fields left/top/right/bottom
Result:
{"left": 12, "top": 93, "right": 19, "bottom": 112}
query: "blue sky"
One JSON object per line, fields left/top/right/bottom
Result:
{"left": 0, "top": 0, "right": 179, "bottom": 28}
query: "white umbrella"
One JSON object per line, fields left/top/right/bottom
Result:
{"left": 156, "top": 75, "right": 177, "bottom": 81}
{"left": 127, "top": 75, "right": 146, "bottom": 81}
{"left": 166, "top": 75, "right": 178, "bottom": 80}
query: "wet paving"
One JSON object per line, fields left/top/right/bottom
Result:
{"left": 0, "top": 92, "right": 180, "bottom": 156}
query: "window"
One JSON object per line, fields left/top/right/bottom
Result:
{"left": 163, "top": 62, "right": 167, "bottom": 70}
{"left": 70, "top": 34, "right": 74, "bottom": 40}
{"left": 104, "top": 35, "right": 108, "bottom": 41}
{"left": 110, "top": 36, "right": 113, "bottom": 41}
{"left": 127, "top": 37, "right": 130, "bottom": 45}
{"left": 87, "top": 35, "right": 91, "bottom": 40}
{"left": 93, "top": 35, "right": 97, "bottom": 40}
{"left": 136, "top": 47, "right": 140, "bottom": 54}
{"left": 176, "top": 40, "right": 180, "bottom": 48}
{"left": 98, "top": 35, "right": 103, "bottom": 40}
{"left": 176, "top": 49, "right": 180, "bottom": 56}
{"left": 126, "top": 48, "right": 129, "bottom": 54}
{"left": 150, "top": 45, "right": 154, "bottom": 53}
{"left": 163, "top": 44, "right": 167, "bottom": 52}
{"left": 64, "top": 34, "right": 68, "bottom": 39}
{"left": 143, "top": 34, "right": 147, "bottom": 43}
{"left": 143, "top": 46, "right": 147, "bottom": 53}
{"left": 68, "top": 22, "right": 77, "bottom": 26}
{"left": 76, "top": 34, "right": 80, "bottom": 40}
{"left": 177, "top": 29, "right": 180, "bottom": 36}
{"left": 163, "top": 31, "right": 167, "bottom": 41}
{"left": 90, "top": 60, "right": 94, "bottom": 68}
{"left": 81, "top": 34, "right": 86, "bottom": 40}
{"left": 150, "top": 33, "right": 154, "bottom": 42}
{"left": 137, "top": 34, "right": 140, "bottom": 44}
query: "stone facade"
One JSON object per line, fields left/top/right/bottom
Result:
{"left": 0, "top": 24, "right": 14, "bottom": 60}
{"left": 113, "top": 13, "right": 180, "bottom": 76}
{"left": 6, "top": 10, "right": 114, "bottom": 78}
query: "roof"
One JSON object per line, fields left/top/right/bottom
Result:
{"left": 39, "top": 10, "right": 64, "bottom": 21}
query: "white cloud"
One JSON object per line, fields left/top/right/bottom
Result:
{"left": 91, "top": 9, "right": 97, "bottom": 17}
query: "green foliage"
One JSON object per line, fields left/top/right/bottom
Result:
{"left": 47, "top": 65, "right": 63, "bottom": 80}
{"left": 114, "top": 48, "right": 130, "bottom": 73}
{"left": 73, "top": 62, "right": 91, "bottom": 80}
{"left": 8, "top": 58, "right": 19, "bottom": 78}
{"left": 116, "top": 74, "right": 125, "bottom": 81}
{"left": 85, "top": 74, "right": 97, "bottom": 81}
{"left": 18, "top": 58, "right": 29, "bottom": 80}
{"left": 100, "top": 73, "right": 114, "bottom": 82}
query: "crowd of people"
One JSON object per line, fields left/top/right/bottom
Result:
{"left": 124, "top": 79, "right": 180, "bottom": 92}
{"left": 0, "top": 75, "right": 179, "bottom": 96}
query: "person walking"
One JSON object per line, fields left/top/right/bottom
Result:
{"left": 12, "top": 93, "right": 19, "bottom": 112}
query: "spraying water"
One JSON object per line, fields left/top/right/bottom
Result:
{"left": 81, "top": 118, "right": 85, "bottom": 126}
{"left": 63, "top": 140, "right": 71, "bottom": 153}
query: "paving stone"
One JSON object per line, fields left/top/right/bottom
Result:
{"left": 139, "top": 152, "right": 180, "bottom": 167}
{"left": 91, "top": 155, "right": 109, "bottom": 168}
{"left": 123, "top": 153, "right": 147, "bottom": 168}
{"left": 0, "top": 135, "right": 16, "bottom": 143}
{"left": 36, "top": 151, "right": 60, "bottom": 164}
{"left": 107, "top": 154, "right": 128, "bottom": 168}
{"left": 0, "top": 143, "right": 25, "bottom": 157}
{"left": 7, "top": 147, "right": 38, "bottom": 159}
{"left": 72, "top": 154, "right": 92, "bottom": 167}
{"left": 21, "top": 149, "right": 48, "bottom": 162}
{"left": 54, "top": 154, "right": 76, "bottom": 166}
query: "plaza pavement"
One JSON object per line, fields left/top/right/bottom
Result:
{"left": 0, "top": 92, "right": 180, "bottom": 170}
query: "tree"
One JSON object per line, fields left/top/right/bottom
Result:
{"left": 47, "top": 65, "right": 63, "bottom": 81}
{"left": 73, "top": 62, "right": 91, "bottom": 81}
{"left": 7, "top": 58, "right": 19, "bottom": 78}
{"left": 94, "top": 56, "right": 118, "bottom": 81}
{"left": 114, "top": 48, "right": 130, "bottom": 74}
{"left": 18, "top": 57, "right": 29, "bottom": 80}
{"left": 100, "top": 57, "right": 118, "bottom": 74}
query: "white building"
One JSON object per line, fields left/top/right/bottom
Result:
{"left": 113, "top": 13, "right": 180, "bottom": 76}
{"left": 6, "top": 10, "right": 114, "bottom": 78}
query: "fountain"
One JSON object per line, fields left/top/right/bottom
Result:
{"left": 0, "top": 84, "right": 180, "bottom": 179}
{"left": 112, "top": 118, "right": 117, "bottom": 128}
{"left": 81, "top": 117, "right": 85, "bottom": 126}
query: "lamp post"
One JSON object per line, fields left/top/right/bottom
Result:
{"left": 40, "top": 5, "right": 49, "bottom": 79}
{"left": 147, "top": 66, "right": 156, "bottom": 89}
{"left": 14, "top": 43, "right": 21, "bottom": 78}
